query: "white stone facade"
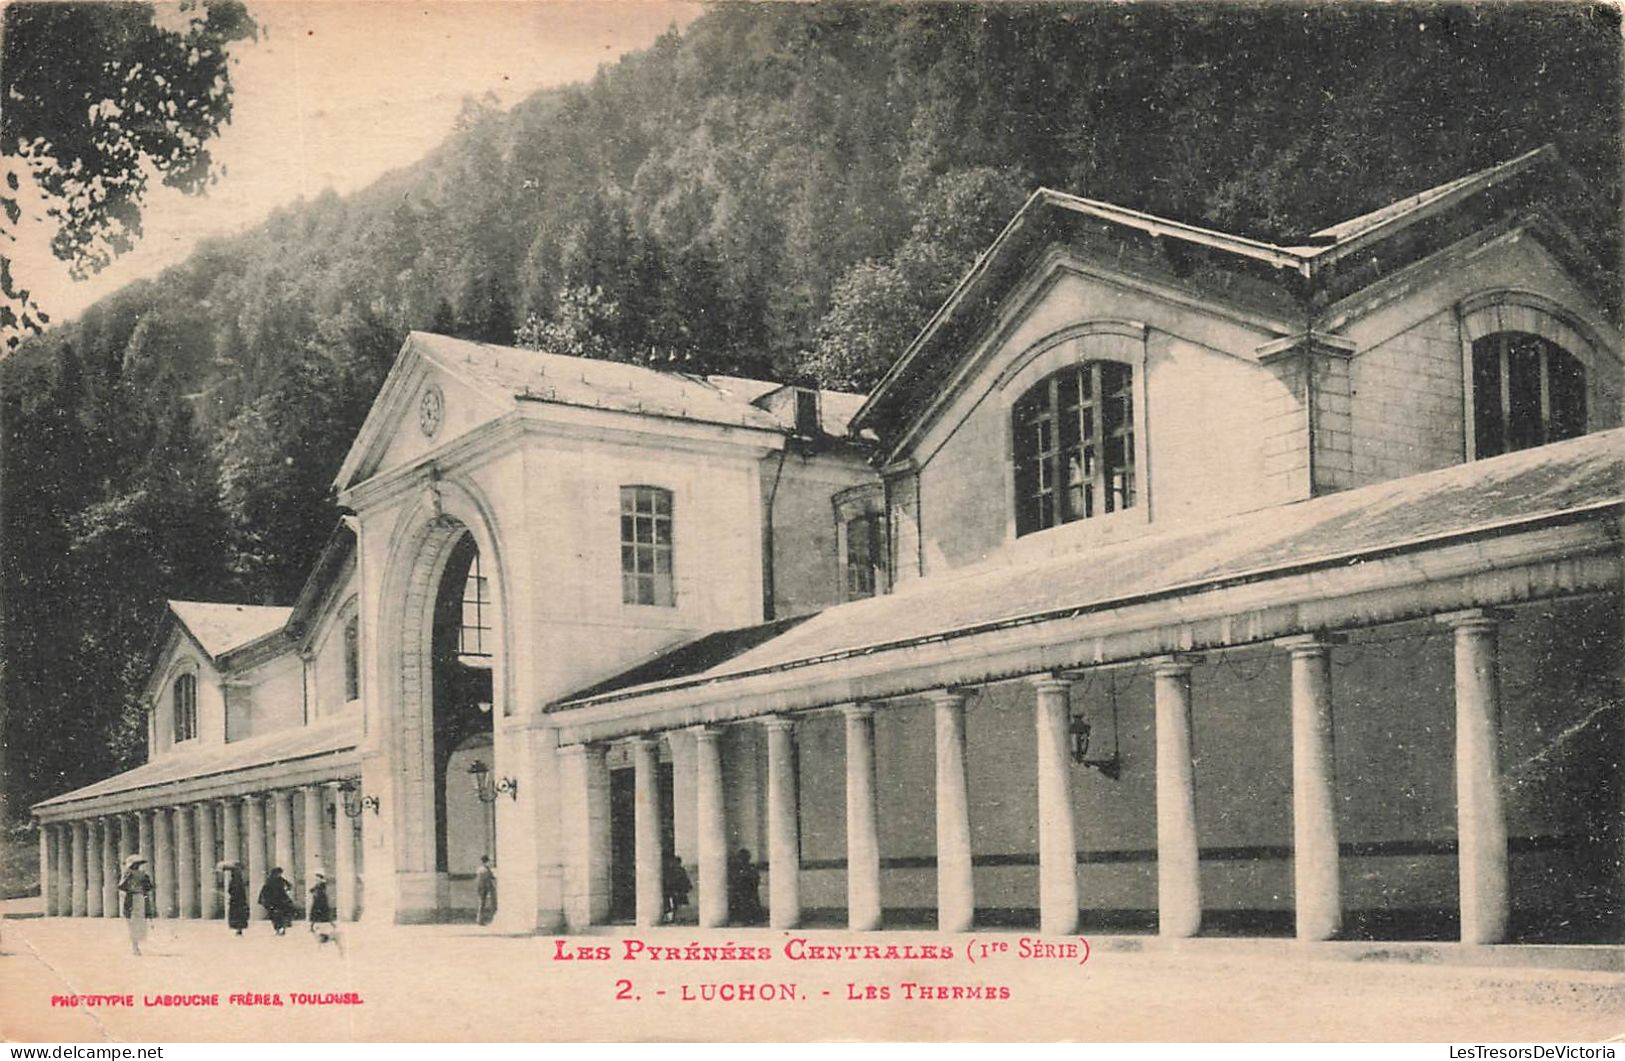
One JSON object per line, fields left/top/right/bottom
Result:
{"left": 35, "top": 147, "right": 1625, "bottom": 946}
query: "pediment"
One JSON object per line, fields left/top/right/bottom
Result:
{"left": 334, "top": 333, "right": 513, "bottom": 492}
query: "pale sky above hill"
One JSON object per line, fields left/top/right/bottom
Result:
{"left": 10, "top": 1, "right": 703, "bottom": 328}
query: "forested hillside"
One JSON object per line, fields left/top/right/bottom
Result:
{"left": 4, "top": 4, "right": 1619, "bottom": 816}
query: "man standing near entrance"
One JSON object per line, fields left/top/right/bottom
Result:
{"left": 476, "top": 855, "right": 497, "bottom": 925}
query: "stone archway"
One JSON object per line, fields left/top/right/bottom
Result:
{"left": 373, "top": 478, "right": 513, "bottom": 922}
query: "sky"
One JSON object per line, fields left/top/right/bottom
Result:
{"left": 9, "top": 0, "right": 704, "bottom": 328}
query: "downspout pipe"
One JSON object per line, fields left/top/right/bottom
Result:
{"left": 761, "top": 443, "right": 789, "bottom": 621}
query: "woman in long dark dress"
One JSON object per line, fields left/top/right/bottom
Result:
{"left": 307, "top": 872, "right": 336, "bottom": 939}
{"left": 222, "top": 862, "right": 250, "bottom": 934}
{"left": 257, "top": 866, "right": 296, "bottom": 935}
{"left": 117, "top": 855, "right": 155, "bottom": 956}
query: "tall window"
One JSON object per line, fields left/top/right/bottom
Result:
{"left": 845, "top": 512, "right": 886, "bottom": 600}
{"left": 173, "top": 673, "right": 197, "bottom": 743}
{"left": 1472, "top": 332, "right": 1586, "bottom": 459}
{"left": 343, "top": 615, "right": 361, "bottom": 702}
{"left": 621, "top": 486, "right": 675, "bottom": 606}
{"left": 1013, "top": 361, "right": 1135, "bottom": 537}
{"left": 459, "top": 551, "right": 492, "bottom": 663}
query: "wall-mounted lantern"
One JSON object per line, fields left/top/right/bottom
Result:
{"left": 468, "top": 759, "right": 518, "bottom": 802}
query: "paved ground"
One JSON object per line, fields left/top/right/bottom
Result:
{"left": 1, "top": 916, "right": 1622, "bottom": 1042}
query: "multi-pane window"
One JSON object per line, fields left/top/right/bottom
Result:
{"left": 845, "top": 512, "right": 886, "bottom": 600}
{"left": 343, "top": 616, "right": 361, "bottom": 702}
{"left": 1013, "top": 361, "right": 1135, "bottom": 537}
{"left": 1472, "top": 332, "right": 1586, "bottom": 459}
{"left": 173, "top": 673, "right": 197, "bottom": 743}
{"left": 621, "top": 486, "right": 675, "bottom": 606}
{"left": 459, "top": 551, "right": 492, "bottom": 661}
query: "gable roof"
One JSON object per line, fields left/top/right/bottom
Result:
{"left": 852, "top": 145, "right": 1602, "bottom": 446}
{"left": 1303, "top": 145, "right": 1552, "bottom": 248}
{"left": 336, "top": 332, "right": 868, "bottom": 490}
{"left": 552, "top": 427, "right": 1622, "bottom": 714}
{"left": 167, "top": 600, "right": 291, "bottom": 659}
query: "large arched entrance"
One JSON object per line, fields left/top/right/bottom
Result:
{"left": 374, "top": 494, "right": 511, "bottom": 924}
{"left": 432, "top": 534, "right": 497, "bottom": 917}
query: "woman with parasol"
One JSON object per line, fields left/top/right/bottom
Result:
{"left": 217, "top": 860, "right": 250, "bottom": 935}
{"left": 116, "top": 854, "right": 155, "bottom": 956}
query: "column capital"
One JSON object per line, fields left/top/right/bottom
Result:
{"left": 1275, "top": 633, "right": 1347, "bottom": 655}
{"left": 240, "top": 793, "right": 261, "bottom": 806}
{"left": 689, "top": 723, "right": 724, "bottom": 743}
{"left": 840, "top": 702, "right": 876, "bottom": 722}
{"left": 1436, "top": 607, "right": 1512, "bottom": 632}
{"left": 620, "top": 733, "right": 659, "bottom": 749}
{"left": 924, "top": 687, "right": 974, "bottom": 707}
{"left": 759, "top": 714, "right": 797, "bottom": 732}
{"left": 1149, "top": 653, "right": 1203, "bottom": 676}
{"left": 1029, "top": 674, "right": 1072, "bottom": 694}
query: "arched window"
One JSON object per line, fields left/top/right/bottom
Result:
{"left": 343, "top": 615, "right": 361, "bottom": 702}
{"left": 458, "top": 550, "right": 492, "bottom": 664}
{"left": 1013, "top": 361, "right": 1135, "bottom": 536}
{"left": 844, "top": 511, "right": 886, "bottom": 600}
{"left": 173, "top": 673, "right": 197, "bottom": 743}
{"left": 621, "top": 486, "right": 675, "bottom": 606}
{"left": 1471, "top": 332, "right": 1586, "bottom": 459}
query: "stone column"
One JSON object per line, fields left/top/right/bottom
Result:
{"left": 1153, "top": 656, "right": 1202, "bottom": 939}
{"left": 197, "top": 803, "right": 220, "bottom": 919}
{"left": 85, "top": 820, "right": 104, "bottom": 918}
{"left": 1032, "top": 677, "right": 1079, "bottom": 935}
{"left": 629, "top": 737, "right": 664, "bottom": 928}
{"left": 119, "top": 815, "right": 136, "bottom": 871}
{"left": 1441, "top": 609, "right": 1511, "bottom": 945}
{"left": 39, "top": 825, "right": 57, "bottom": 916}
{"left": 844, "top": 703, "right": 882, "bottom": 931}
{"left": 326, "top": 784, "right": 357, "bottom": 922}
{"left": 303, "top": 785, "right": 326, "bottom": 909}
{"left": 57, "top": 824, "right": 73, "bottom": 915}
{"left": 1279, "top": 635, "right": 1343, "bottom": 941}
{"left": 220, "top": 799, "right": 241, "bottom": 870}
{"left": 693, "top": 725, "right": 729, "bottom": 928}
{"left": 931, "top": 690, "right": 975, "bottom": 933}
{"left": 70, "top": 821, "right": 88, "bottom": 916}
{"left": 273, "top": 790, "right": 296, "bottom": 897}
{"left": 560, "top": 743, "right": 611, "bottom": 929}
{"left": 174, "top": 802, "right": 197, "bottom": 918}
{"left": 136, "top": 811, "right": 154, "bottom": 911}
{"left": 153, "top": 809, "right": 175, "bottom": 918}
{"left": 244, "top": 795, "right": 269, "bottom": 921}
{"left": 761, "top": 716, "right": 801, "bottom": 930}
{"left": 100, "top": 817, "right": 118, "bottom": 918}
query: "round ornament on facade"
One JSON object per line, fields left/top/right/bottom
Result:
{"left": 419, "top": 384, "right": 444, "bottom": 438}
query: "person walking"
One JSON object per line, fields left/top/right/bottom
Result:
{"left": 219, "top": 861, "right": 250, "bottom": 935}
{"left": 258, "top": 866, "right": 296, "bottom": 935}
{"left": 117, "top": 854, "right": 155, "bottom": 956}
{"left": 662, "top": 852, "right": 691, "bottom": 924}
{"left": 728, "top": 848, "right": 763, "bottom": 925}
{"left": 307, "top": 871, "right": 337, "bottom": 940}
{"left": 475, "top": 855, "right": 497, "bottom": 926}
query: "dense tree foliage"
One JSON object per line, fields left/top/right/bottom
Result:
{"left": 0, "top": 1, "right": 258, "bottom": 348}
{"left": 3, "top": 4, "right": 1618, "bottom": 816}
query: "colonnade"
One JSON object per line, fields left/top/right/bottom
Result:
{"left": 567, "top": 608, "right": 1513, "bottom": 944}
{"left": 39, "top": 780, "right": 363, "bottom": 926}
